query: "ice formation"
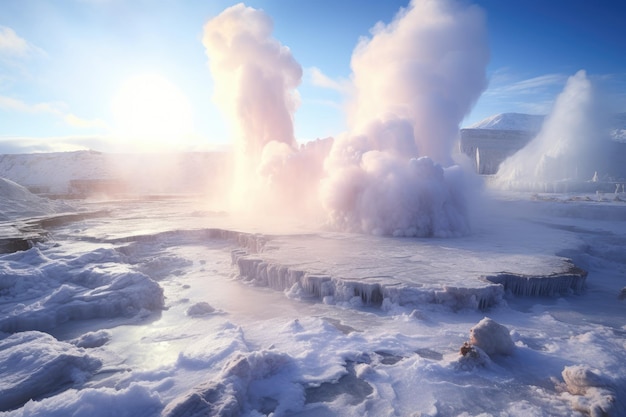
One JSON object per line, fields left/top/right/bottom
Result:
{"left": 484, "top": 263, "right": 587, "bottom": 297}
{"left": 163, "top": 350, "right": 299, "bottom": 417}
{"left": 0, "top": 245, "right": 163, "bottom": 333}
{"left": 560, "top": 365, "right": 624, "bottom": 417}
{"left": 468, "top": 317, "right": 515, "bottom": 357}
{"left": 0, "top": 331, "right": 102, "bottom": 411}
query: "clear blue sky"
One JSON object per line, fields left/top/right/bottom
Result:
{"left": 1, "top": 0, "right": 625, "bottom": 153}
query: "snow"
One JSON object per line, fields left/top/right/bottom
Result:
{"left": 0, "top": 331, "right": 102, "bottom": 412}
{"left": 0, "top": 163, "right": 625, "bottom": 416}
{"left": 467, "top": 112, "right": 545, "bottom": 132}
{"left": 468, "top": 317, "right": 515, "bottom": 356}
{"left": 0, "top": 145, "right": 626, "bottom": 417}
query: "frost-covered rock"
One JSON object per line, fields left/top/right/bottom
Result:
{"left": 560, "top": 365, "right": 622, "bottom": 417}
{"left": 185, "top": 302, "right": 216, "bottom": 317}
{"left": 0, "top": 331, "right": 102, "bottom": 412}
{"left": 469, "top": 317, "right": 515, "bottom": 357}
{"left": 455, "top": 343, "right": 492, "bottom": 371}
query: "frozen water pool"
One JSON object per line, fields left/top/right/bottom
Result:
{"left": 0, "top": 194, "right": 625, "bottom": 416}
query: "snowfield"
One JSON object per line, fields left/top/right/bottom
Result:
{"left": 0, "top": 185, "right": 625, "bottom": 416}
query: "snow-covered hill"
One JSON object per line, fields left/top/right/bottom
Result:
{"left": 467, "top": 113, "right": 545, "bottom": 132}
{"left": 0, "top": 151, "right": 231, "bottom": 196}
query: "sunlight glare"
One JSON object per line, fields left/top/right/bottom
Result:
{"left": 111, "top": 73, "right": 194, "bottom": 149}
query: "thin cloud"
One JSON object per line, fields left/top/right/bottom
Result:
{"left": 0, "top": 95, "right": 108, "bottom": 130}
{"left": 502, "top": 74, "right": 568, "bottom": 93}
{"left": 0, "top": 26, "right": 44, "bottom": 59}
{"left": 0, "top": 95, "right": 63, "bottom": 114}
{"left": 64, "top": 113, "right": 108, "bottom": 129}
{"left": 486, "top": 72, "right": 567, "bottom": 96}
{"left": 308, "top": 67, "right": 351, "bottom": 94}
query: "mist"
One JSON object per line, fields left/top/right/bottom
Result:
{"left": 203, "top": 0, "right": 490, "bottom": 235}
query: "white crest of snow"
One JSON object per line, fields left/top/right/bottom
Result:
{"left": 468, "top": 113, "right": 545, "bottom": 132}
{"left": 0, "top": 178, "right": 72, "bottom": 221}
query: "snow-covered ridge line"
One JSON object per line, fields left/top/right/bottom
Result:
{"left": 105, "top": 228, "right": 269, "bottom": 254}
{"left": 231, "top": 250, "right": 504, "bottom": 310}
{"left": 0, "top": 210, "right": 110, "bottom": 254}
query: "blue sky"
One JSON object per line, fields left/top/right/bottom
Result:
{"left": 1, "top": 0, "right": 625, "bottom": 153}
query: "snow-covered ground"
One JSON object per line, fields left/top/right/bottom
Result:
{"left": 0, "top": 186, "right": 625, "bottom": 416}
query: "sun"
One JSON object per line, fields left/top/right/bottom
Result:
{"left": 111, "top": 73, "right": 194, "bottom": 149}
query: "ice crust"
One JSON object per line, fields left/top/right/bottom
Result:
{"left": 0, "top": 331, "right": 102, "bottom": 411}
{"left": 0, "top": 194, "right": 624, "bottom": 416}
{"left": 229, "top": 231, "right": 587, "bottom": 310}
{"left": 0, "top": 245, "right": 164, "bottom": 333}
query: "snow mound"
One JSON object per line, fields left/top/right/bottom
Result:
{"left": 164, "top": 350, "right": 299, "bottom": 417}
{"left": 185, "top": 302, "right": 216, "bottom": 317}
{"left": 469, "top": 317, "right": 515, "bottom": 357}
{"left": 560, "top": 365, "right": 624, "bottom": 417}
{"left": 6, "top": 383, "right": 162, "bottom": 417}
{"left": 0, "top": 331, "right": 102, "bottom": 412}
{"left": 468, "top": 113, "right": 545, "bottom": 132}
{"left": 70, "top": 330, "right": 111, "bottom": 348}
{"left": 0, "top": 246, "right": 164, "bottom": 333}
{"left": 0, "top": 178, "right": 72, "bottom": 221}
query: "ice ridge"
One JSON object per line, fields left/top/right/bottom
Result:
{"left": 231, "top": 250, "right": 504, "bottom": 310}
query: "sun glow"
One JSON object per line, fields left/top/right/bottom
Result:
{"left": 111, "top": 73, "right": 194, "bottom": 150}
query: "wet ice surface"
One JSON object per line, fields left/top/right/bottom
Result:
{"left": 1, "top": 194, "right": 625, "bottom": 416}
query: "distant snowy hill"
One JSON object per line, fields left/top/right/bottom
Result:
{"left": 467, "top": 113, "right": 545, "bottom": 133}
{"left": 0, "top": 178, "right": 72, "bottom": 221}
{"left": 0, "top": 151, "right": 231, "bottom": 196}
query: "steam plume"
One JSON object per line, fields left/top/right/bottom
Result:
{"left": 321, "top": 0, "right": 489, "bottom": 236}
{"left": 203, "top": 1, "right": 490, "bottom": 235}
{"left": 203, "top": 4, "right": 305, "bottom": 211}
{"left": 495, "top": 70, "right": 609, "bottom": 189}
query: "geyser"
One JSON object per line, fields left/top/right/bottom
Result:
{"left": 203, "top": 0, "right": 490, "bottom": 236}
{"left": 321, "top": 0, "right": 489, "bottom": 236}
{"left": 495, "top": 70, "right": 612, "bottom": 191}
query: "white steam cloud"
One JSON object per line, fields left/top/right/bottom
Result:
{"left": 495, "top": 70, "right": 610, "bottom": 189}
{"left": 203, "top": 0, "right": 490, "bottom": 236}
{"left": 321, "top": 0, "right": 489, "bottom": 236}
{"left": 203, "top": 4, "right": 317, "bottom": 212}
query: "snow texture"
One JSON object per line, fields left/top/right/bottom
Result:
{"left": 561, "top": 365, "right": 624, "bottom": 417}
{"left": 468, "top": 112, "right": 545, "bottom": 132}
{"left": 0, "top": 331, "right": 102, "bottom": 411}
{"left": 0, "top": 245, "right": 164, "bottom": 333}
